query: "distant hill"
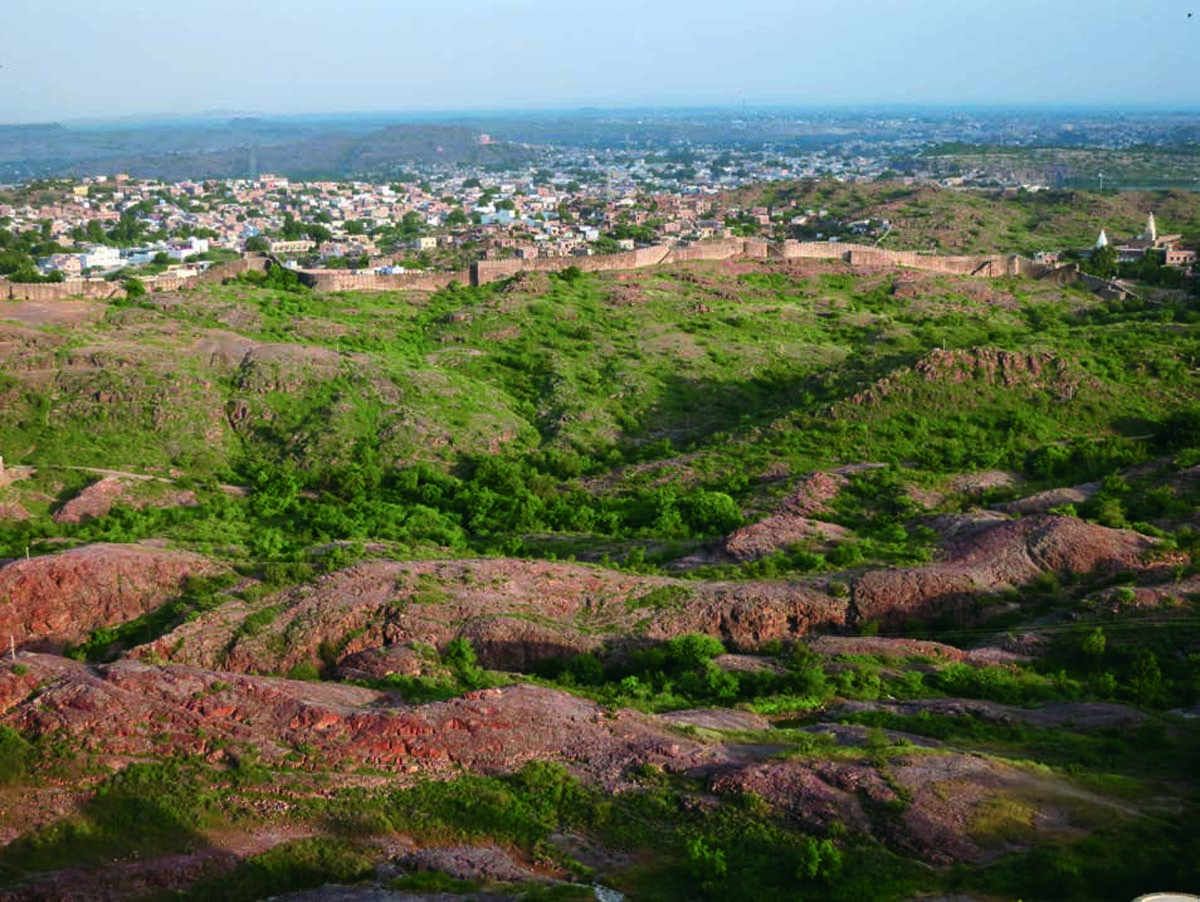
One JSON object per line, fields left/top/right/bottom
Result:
{"left": 0, "top": 120, "right": 529, "bottom": 181}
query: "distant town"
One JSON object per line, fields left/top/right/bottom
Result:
{"left": 2, "top": 110, "right": 1199, "bottom": 292}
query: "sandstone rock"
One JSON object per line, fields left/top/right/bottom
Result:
{"left": 0, "top": 657, "right": 714, "bottom": 788}
{"left": 0, "top": 502, "right": 31, "bottom": 521}
{"left": 0, "top": 543, "right": 227, "bottom": 651}
{"left": 852, "top": 515, "right": 1153, "bottom": 628}
{"left": 139, "top": 559, "right": 850, "bottom": 676}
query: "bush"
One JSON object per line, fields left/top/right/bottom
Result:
{"left": 665, "top": 634, "right": 726, "bottom": 670}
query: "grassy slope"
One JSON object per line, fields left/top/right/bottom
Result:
{"left": 733, "top": 180, "right": 1200, "bottom": 254}
{"left": 1, "top": 241, "right": 1200, "bottom": 900}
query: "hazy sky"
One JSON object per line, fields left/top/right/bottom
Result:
{"left": 3, "top": 0, "right": 1198, "bottom": 123}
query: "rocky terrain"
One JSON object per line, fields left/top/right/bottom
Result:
{"left": 0, "top": 255, "right": 1197, "bottom": 900}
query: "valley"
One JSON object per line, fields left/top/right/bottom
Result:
{"left": 0, "top": 246, "right": 1198, "bottom": 901}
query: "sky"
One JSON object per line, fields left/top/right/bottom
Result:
{"left": 2, "top": 0, "right": 1198, "bottom": 123}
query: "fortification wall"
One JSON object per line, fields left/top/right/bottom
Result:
{"left": 1075, "top": 272, "right": 1134, "bottom": 299}
{"left": 195, "top": 256, "right": 270, "bottom": 284}
{"left": 0, "top": 243, "right": 1105, "bottom": 303}
{"left": 303, "top": 269, "right": 471, "bottom": 292}
{"left": 742, "top": 239, "right": 770, "bottom": 259}
{"left": 663, "top": 238, "right": 745, "bottom": 262}
{"left": 1, "top": 279, "right": 125, "bottom": 301}
{"left": 473, "top": 246, "right": 672, "bottom": 285}
{"left": 773, "top": 240, "right": 845, "bottom": 261}
{"left": 145, "top": 276, "right": 190, "bottom": 292}
{"left": 1006, "top": 256, "right": 1056, "bottom": 280}
{"left": 1, "top": 256, "right": 275, "bottom": 303}
{"left": 633, "top": 245, "right": 672, "bottom": 268}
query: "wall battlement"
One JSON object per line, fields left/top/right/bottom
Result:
{"left": 0, "top": 241, "right": 1099, "bottom": 303}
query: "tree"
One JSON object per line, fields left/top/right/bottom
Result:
{"left": 1129, "top": 648, "right": 1164, "bottom": 707}
{"left": 302, "top": 223, "right": 332, "bottom": 246}
{"left": 398, "top": 211, "right": 424, "bottom": 239}
{"left": 1086, "top": 243, "right": 1118, "bottom": 279}
{"left": 107, "top": 210, "right": 147, "bottom": 246}
{"left": 0, "top": 248, "right": 31, "bottom": 276}
{"left": 244, "top": 235, "right": 269, "bottom": 253}
{"left": 1080, "top": 627, "right": 1106, "bottom": 663}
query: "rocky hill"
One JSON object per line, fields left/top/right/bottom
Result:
{"left": 0, "top": 253, "right": 1198, "bottom": 900}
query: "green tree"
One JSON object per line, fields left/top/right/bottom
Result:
{"left": 398, "top": 211, "right": 425, "bottom": 239}
{"left": 1080, "top": 627, "right": 1106, "bottom": 663}
{"left": 1129, "top": 648, "right": 1164, "bottom": 707}
{"left": 1086, "top": 243, "right": 1118, "bottom": 279}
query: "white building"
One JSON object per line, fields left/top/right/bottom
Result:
{"left": 79, "top": 245, "right": 122, "bottom": 270}
{"left": 168, "top": 237, "right": 209, "bottom": 261}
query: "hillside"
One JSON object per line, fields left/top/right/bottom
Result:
{"left": 733, "top": 180, "right": 1200, "bottom": 255}
{"left": 1, "top": 252, "right": 1199, "bottom": 901}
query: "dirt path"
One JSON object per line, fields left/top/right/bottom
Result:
{"left": 37, "top": 465, "right": 248, "bottom": 496}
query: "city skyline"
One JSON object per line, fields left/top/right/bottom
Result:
{"left": 3, "top": 0, "right": 1199, "bottom": 124}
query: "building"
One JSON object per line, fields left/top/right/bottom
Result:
{"left": 78, "top": 245, "right": 121, "bottom": 271}
{"left": 1110, "top": 213, "right": 1195, "bottom": 267}
{"left": 268, "top": 239, "right": 316, "bottom": 255}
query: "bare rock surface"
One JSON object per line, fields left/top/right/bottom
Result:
{"left": 0, "top": 502, "right": 31, "bottom": 521}
{"left": 852, "top": 514, "right": 1154, "bottom": 627}
{"left": 270, "top": 889, "right": 515, "bottom": 902}
{"left": 1001, "top": 482, "right": 1101, "bottom": 516}
{"left": 396, "top": 844, "right": 548, "bottom": 884}
{"left": 657, "top": 708, "right": 771, "bottom": 732}
{"left": 949, "top": 470, "right": 1018, "bottom": 496}
{"left": 0, "top": 825, "right": 320, "bottom": 902}
{"left": 829, "top": 697, "right": 1149, "bottom": 731}
{"left": 721, "top": 515, "right": 850, "bottom": 562}
{"left": 779, "top": 470, "right": 848, "bottom": 516}
{"left": 0, "top": 299, "right": 106, "bottom": 328}
{"left": 709, "top": 748, "right": 1115, "bottom": 865}
{"left": 806, "top": 635, "right": 968, "bottom": 662}
{"left": 0, "top": 656, "right": 717, "bottom": 787}
{"left": 0, "top": 543, "right": 227, "bottom": 650}
{"left": 137, "top": 558, "right": 848, "bottom": 675}
{"left": 51, "top": 476, "right": 198, "bottom": 525}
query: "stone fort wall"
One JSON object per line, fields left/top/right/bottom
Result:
{"left": 471, "top": 245, "right": 672, "bottom": 284}
{"left": 0, "top": 256, "right": 270, "bottom": 302}
{"left": 0, "top": 241, "right": 1089, "bottom": 303}
{"left": 299, "top": 269, "right": 472, "bottom": 293}
{"left": 1, "top": 279, "right": 125, "bottom": 301}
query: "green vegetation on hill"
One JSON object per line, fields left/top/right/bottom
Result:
{"left": 3, "top": 244, "right": 1200, "bottom": 901}
{"left": 736, "top": 180, "right": 1200, "bottom": 257}
{"left": 3, "top": 259, "right": 1199, "bottom": 566}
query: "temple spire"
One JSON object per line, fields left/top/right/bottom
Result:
{"left": 1095, "top": 228, "right": 1108, "bottom": 249}
{"left": 1142, "top": 212, "right": 1157, "bottom": 243}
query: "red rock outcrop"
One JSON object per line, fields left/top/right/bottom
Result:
{"left": 851, "top": 514, "right": 1154, "bottom": 627}
{"left": 0, "top": 656, "right": 713, "bottom": 787}
{"left": 136, "top": 559, "right": 849, "bottom": 675}
{"left": 709, "top": 746, "right": 1113, "bottom": 865}
{"left": 51, "top": 476, "right": 200, "bottom": 525}
{"left": 0, "top": 543, "right": 227, "bottom": 650}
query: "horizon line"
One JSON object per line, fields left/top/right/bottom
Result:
{"left": 7, "top": 100, "right": 1200, "bottom": 129}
